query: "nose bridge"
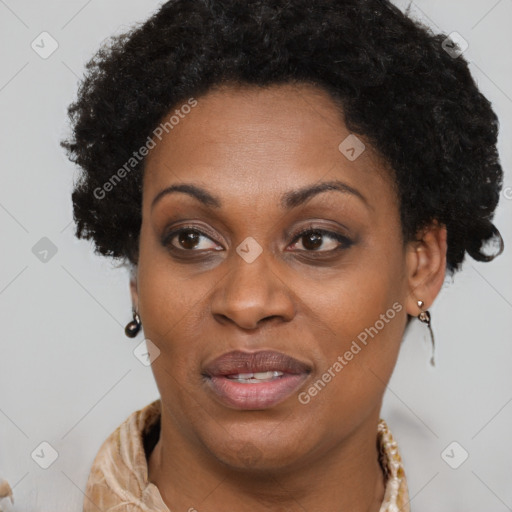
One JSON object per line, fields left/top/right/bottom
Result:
{"left": 211, "top": 240, "right": 294, "bottom": 329}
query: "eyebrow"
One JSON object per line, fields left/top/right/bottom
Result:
{"left": 151, "top": 180, "right": 370, "bottom": 211}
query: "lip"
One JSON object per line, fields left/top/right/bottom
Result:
{"left": 202, "top": 350, "right": 311, "bottom": 410}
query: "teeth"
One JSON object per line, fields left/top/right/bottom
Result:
{"left": 226, "top": 371, "right": 284, "bottom": 382}
{"left": 254, "top": 371, "right": 283, "bottom": 380}
{"left": 234, "top": 373, "right": 254, "bottom": 379}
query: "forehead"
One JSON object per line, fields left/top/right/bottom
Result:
{"left": 142, "top": 82, "right": 396, "bottom": 209}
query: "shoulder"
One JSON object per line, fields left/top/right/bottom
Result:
{"left": 83, "top": 399, "right": 163, "bottom": 511}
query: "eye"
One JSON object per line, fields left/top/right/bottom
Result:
{"left": 289, "top": 228, "right": 353, "bottom": 252}
{"left": 163, "top": 227, "right": 222, "bottom": 251}
{"left": 162, "top": 225, "right": 352, "bottom": 255}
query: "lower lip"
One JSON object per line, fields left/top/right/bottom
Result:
{"left": 206, "top": 374, "right": 308, "bottom": 410}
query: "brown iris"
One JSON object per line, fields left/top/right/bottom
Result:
{"left": 179, "top": 230, "right": 200, "bottom": 249}
{"left": 302, "top": 232, "right": 323, "bottom": 250}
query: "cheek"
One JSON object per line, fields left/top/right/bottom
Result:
{"left": 297, "top": 295, "right": 406, "bottom": 441}
{"left": 300, "top": 277, "right": 405, "bottom": 390}
{"left": 296, "top": 241, "right": 407, "bottom": 408}
{"left": 297, "top": 242, "right": 406, "bottom": 345}
{"left": 137, "top": 226, "right": 209, "bottom": 339}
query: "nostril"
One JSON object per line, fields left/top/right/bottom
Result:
{"left": 259, "top": 315, "right": 280, "bottom": 324}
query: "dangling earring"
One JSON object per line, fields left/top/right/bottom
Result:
{"left": 417, "top": 300, "right": 435, "bottom": 367}
{"left": 125, "top": 308, "right": 141, "bottom": 338}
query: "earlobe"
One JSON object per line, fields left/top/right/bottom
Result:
{"left": 125, "top": 265, "right": 142, "bottom": 338}
{"left": 129, "top": 264, "right": 139, "bottom": 310}
{"left": 405, "top": 222, "right": 447, "bottom": 317}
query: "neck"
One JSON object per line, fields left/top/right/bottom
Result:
{"left": 148, "top": 409, "right": 386, "bottom": 512}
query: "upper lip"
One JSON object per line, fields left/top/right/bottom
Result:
{"left": 203, "top": 350, "right": 312, "bottom": 377}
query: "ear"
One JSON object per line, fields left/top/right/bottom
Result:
{"left": 129, "top": 264, "right": 139, "bottom": 310}
{"left": 404, "top": 221, "right": 447, "bottom": 316}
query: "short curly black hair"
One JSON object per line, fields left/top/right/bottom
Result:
{"left": 61, "top": 0, "right": 505, "bottom": 275}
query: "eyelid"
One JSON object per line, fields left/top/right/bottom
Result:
{"left": 290, "top": 226, "right": 347, "bottom": 240}
{"left": 287, "top": 219, "right": 352, "bottom": 241}
{"left": 164, "top": 221, "right": 221, "bottom": 240}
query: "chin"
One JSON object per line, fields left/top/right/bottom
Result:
{"left": 199, "top": 420, "right": 315, "bottom": 473}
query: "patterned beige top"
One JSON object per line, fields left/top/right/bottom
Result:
{"left": 83, "top": 399, "right": 410, "bottom": 511}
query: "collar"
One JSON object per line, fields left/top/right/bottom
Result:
{"left": 84, "top": 399, "right": 410, "bottom": 511}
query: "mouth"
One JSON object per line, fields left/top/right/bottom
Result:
{"left": 202, "top": 350, "right": 312, "bottom": 410}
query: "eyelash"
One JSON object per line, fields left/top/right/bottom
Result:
{"left": 162, "top": 224, "right": 353, "bottom": 255}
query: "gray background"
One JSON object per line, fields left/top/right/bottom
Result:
{"left": 0, "top": 1, "right": 511, "bottom": 510}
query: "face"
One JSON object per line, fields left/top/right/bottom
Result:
{"left": 133, "top": 83, "right": 437, "bottom": 471}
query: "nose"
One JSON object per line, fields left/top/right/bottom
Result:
{"left": 210, "top": 247, "right": 296, "bottom": 330}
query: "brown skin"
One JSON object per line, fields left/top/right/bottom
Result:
{"left": 129, "top": 83, "right": 447, "bottom": 512}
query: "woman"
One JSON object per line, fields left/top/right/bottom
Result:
{"left": 61, "top": 0, "right": 505, "bottom": 510}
